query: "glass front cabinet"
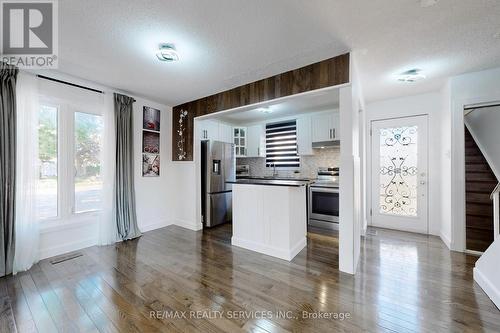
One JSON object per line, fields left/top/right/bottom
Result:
{"left": 233, "top": 127, "right": 247, "bottom": 157}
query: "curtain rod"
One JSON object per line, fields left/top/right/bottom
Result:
{"left": 36, "top": 74, "right": 137, "bottom": 102}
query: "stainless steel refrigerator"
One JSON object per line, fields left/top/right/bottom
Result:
{"left": 201, "top": 140, "right": 235, "bottom": 228}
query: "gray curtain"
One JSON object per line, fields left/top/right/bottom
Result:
{"left": 0, "top": 63, "right": 18, "bottom": 276}
{"left": 113, "top": 93, "right": 141, "bottom": 240}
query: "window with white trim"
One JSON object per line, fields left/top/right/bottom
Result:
{"left": 265, "top": 120, "right": 300, "bottom": 168}
{"left": 37, "top": 102, "right": 103, "bottom": 220}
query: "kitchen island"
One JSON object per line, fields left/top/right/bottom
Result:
{"left": 227, "top": 179, "right": 309, "bottom": 261}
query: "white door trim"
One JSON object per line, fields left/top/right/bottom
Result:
{"left": 451, "top": 95, "right": 500, "bottom": 252}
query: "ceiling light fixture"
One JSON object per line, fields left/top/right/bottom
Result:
{"left": 420, "top": 0, "right": 439, "bottom": 8}
{"left": 156, "top": 43, "right": 179, "bottom": 62}
{"left": 259, "top": 107, "right": 273, "bottom": 114}
{"left": 397, "top": 69, "right": 426, "bottom": 83}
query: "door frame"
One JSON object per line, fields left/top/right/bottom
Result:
{"left": 368, "top": 114, "right": 430, "bottom": 234}
{"left": 451, "top": 96, "right": 500, "bottom": 252}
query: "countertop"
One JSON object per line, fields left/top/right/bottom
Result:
{"left": 227, "top": 178, "right": 311, "bottom": 187}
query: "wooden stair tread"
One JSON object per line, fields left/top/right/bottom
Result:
{"left": 464, "top": 126, "right": 496, "bottom": 251}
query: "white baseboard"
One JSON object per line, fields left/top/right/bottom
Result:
{"left": 174, "top": 218, "right": 203, "bottom": 231}
{"left": 140, "top": 219, "right": 172, "bottom": 233}
{"left": 39, "top": 237, "right": 97, "bottom": 260}
{"left": 289, "top": 238, "right": 307, "bottom": 260}
{"left": 474, "top": 267, "right": 500, "bottom": 310}
{"left": 439, "top": 231, "right": 452, "bottom": 249}
{"left": 232, "top": 236, "right": 306, "bottom": 261}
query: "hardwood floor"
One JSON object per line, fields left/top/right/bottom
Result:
{"left": 1, "top": 224, "right": 499, "bottom": 332}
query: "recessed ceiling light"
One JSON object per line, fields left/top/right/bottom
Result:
{"left": 420, "top": 0, "right": 439, "bottom": 8}
{"left": 397, "top": 69, "right": 426, "bottom": 83}
{"left": 156, "top": 43, "right": 179, "bottom": 62}
{"left": 259, "top": 107, "right": 273, "bottom": 114}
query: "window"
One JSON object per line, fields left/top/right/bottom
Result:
{"left": 74, "top": 112, "right": 103, "bottom": 213}
{"left": 37, "top": 103, "right": 103, "bottom": 221}
{"left": 265, "top": 120, "right": 300, "bottom": 168}
{"left": 37, "top": 105, "right": 58, "bottom": 219}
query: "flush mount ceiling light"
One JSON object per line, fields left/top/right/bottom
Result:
{"left": 397, "top": 69, "right": 426, "bottom": 83}
{"left": 419, "top": 0, "right": 439, "bottom": 7}
{"left": 156, "top": 43, "right": 179, "bottom": 62}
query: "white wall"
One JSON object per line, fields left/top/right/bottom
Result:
{"left": 38, "top": 72, "right": 174, "bottom": 259}
{"left": 338, "top": 56, "right": 364, "bottom": 274}
{"left": 133, "top": 97, "right": 174, "bottom": 232}
{"left": 365, "top": 92, "right": 443, "bottom": 237}
{"left": 464, "top": 106, "right": 500, "bottom": 181}
{"left": 439, "top": 81, "right": 452, "bottom": 248}
{"left": 171, "top": 161, "right": 200, "bottom": 230}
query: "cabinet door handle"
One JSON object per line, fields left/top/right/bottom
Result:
{"left": 329, "top": 129, "right": 332, "bottom": 139}
{"left": 333, "top": 128, "right": 336, "bottom": 139}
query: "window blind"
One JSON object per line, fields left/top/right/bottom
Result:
{"left": 265, "top": 120, "right": 300, "bottom": 168}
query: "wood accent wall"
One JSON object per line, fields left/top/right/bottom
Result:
{"left": 172, "top": 53, "right": 350, "bottom": 161}
{"left": 464, "top": 127, "right": 495, "bottom": 252}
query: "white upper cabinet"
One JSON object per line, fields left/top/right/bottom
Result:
{"left": 332, "top": 112, "right": 340, "bottom": 140}
{"left": 246, "top": 124, "right": 265, "bottom": 157}
{"left": 233, "top": 127, "right": 247, "bottom": 157}
{"left": 311, "top": 111, "right": 340, "bottom": 142}
{"left": 218, "top": 122, "right": 233, "bottom": 143}
{"left": 198, "top": 119, "right": 219, "bottom": 141}
{"left": 198, "top": 120, "right": 234, "bottom": 143}
{"left": 296, "top": 115, "right": 313, "bottom": 155}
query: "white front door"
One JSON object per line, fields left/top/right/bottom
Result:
{"left": 370, "top": 115, "right": 429, "bottom": 234}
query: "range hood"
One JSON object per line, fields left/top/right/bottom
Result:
{"left": 312, "top": 140, "right": 340, "bottom": 149}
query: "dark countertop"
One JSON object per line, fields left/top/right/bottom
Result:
{"left": 227, "top": 178, "right": 311, "bottom": 187}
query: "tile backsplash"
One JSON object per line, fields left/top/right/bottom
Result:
{"left": 237, "top": 147, "right": 340, "bottom": 179}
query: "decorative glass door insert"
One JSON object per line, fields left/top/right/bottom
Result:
{"left": 378, "top": 126, "right": 418, "bottom": 217}
{"left": 370, "top": 115, "right": 428, "bottom": 234}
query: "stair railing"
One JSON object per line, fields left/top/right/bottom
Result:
{"left": 490, "top": 183, "right": 500, "bottom": 241}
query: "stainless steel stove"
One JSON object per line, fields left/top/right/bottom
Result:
{"left": 309, "top": 167, "right": 340, "bottom": 230}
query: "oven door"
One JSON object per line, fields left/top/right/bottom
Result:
{"left": 309, "top": 186, "right": 339, "bottom": 223}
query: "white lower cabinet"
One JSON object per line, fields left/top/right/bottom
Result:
{"left": 231, "top": 184, "right": 307, "bottom": 261}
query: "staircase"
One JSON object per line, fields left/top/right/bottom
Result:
{"left": 464, "top": 127, "right": 496, "bottom": 252}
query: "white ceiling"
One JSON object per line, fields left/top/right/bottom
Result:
{"left": 214, "top": 88, "right": 339, "bottom": 124}
{"left": 58, "top": 0, "right": 500, "bottom": 106}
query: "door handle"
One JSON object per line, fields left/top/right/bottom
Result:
{"left": 420, "top": 181, "right": 426, "bottom": 185}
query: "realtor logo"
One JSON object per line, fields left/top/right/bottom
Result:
{"left": 0, "top": 0, "right": 58, "bottom": 68}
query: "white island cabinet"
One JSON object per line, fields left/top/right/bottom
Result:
{"left": 230, "top": 180, "right": 308, "bottom": 261}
